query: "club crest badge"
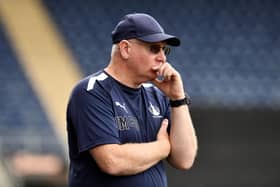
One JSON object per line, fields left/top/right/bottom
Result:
{"left": 148, "top": 102, "right": 162, "bottom": 118}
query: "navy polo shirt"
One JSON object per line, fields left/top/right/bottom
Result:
{"left": 66, "top": 70, "right": 171, "bottom": 187}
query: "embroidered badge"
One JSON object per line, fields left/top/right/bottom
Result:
{"left": 148, "top": 102, "right": 162, "bottom": 118}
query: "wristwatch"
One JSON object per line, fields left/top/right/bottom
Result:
{"left": 170, "top": 95, "right": 191, "bottom": 107}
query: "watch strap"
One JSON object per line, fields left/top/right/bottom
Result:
{"left": 170, "top": 95, "right": 191, "bottom": 107}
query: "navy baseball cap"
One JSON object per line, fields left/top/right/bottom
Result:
{"left": 112, "top": 13, "right": 180, "bottom": 46}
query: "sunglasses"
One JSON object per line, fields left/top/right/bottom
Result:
{"left": 149, "top": 45, "right": 171, "bottom": 56}
{"left": 128, "top": 40, "right": 171, "bottom": 56}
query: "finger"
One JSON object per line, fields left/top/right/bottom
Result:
{"left": 163, "top": 69, "right": 173, "bottom": 81}
{"left": 155, "top": 62, "right": 168, "bottom": 76}
{"left": 160, "top": 67, "right": 173, "bottom": 81}
{"left": 160, "top": 63, "right": 172, "bottom": 77}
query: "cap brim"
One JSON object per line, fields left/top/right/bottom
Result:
{"left": 138, "top": 33, "right": 181, "bottom": 46}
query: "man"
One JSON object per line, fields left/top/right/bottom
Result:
{"left": 66, "top": 13, "right": 197, "bottom": 187}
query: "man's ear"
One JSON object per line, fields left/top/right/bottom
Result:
{"left": 118, "top": 40, "right": 130, "bottom": 59}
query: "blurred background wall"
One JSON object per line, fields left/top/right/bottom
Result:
{"left": 0, "top": 0, "right": 279, "bottom": 186}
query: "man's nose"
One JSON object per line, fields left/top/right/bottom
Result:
{"left": 156, "top": 49, "right": 167, "bottom": 62}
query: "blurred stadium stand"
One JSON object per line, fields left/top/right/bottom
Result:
{"left": 44, "top": 0, "right": 280, "bottom": 110}
{"left": 0, "top": 23, "right": 66, "bottom": 187}
{"left": 0, "top": 0, "right": 280, "bottom": 186}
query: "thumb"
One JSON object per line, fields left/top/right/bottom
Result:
{"left": 157, "top": 119, "right": 169, "bottom": 140}
{"left": 159, "top": 119, "right": 169, "bottom": 131}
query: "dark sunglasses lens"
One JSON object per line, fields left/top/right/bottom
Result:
{"left": 150, "top": 45, "right": 161, "bottom": 54}
{"left": 150, "top": 45, "right": 170, "bottom": 55}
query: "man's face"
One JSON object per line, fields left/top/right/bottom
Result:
{"left": 127, "top": 39, "right": 169, "bottom": 81}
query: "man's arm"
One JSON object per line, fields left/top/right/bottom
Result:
{"left": 152, "top": 62, "right": 198, "bottom": 170}
{"left": 167, "top": 105, "right": 197, "bottom": 170}
{"left": 89, "top": 119, "right": 170, "bottom": 176}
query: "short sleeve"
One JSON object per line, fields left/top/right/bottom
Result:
{"left": 68, "top": 83, "right": 120, "bottom": 153}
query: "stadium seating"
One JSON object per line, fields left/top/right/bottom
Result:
{"left": 0, "top": 21, "right": 66, "bottom": 187}
{"left": 1, "top": 1, "right": 280, "bottom": 186}
{"left": 0, "top": 24, "right": 63, "bottom": 156}
{"left": 44, "top": 0, "right": 280, "bottom": 110}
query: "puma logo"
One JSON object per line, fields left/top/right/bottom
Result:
{"left": 115, "top": 101, "right": 128, "bottom": 113}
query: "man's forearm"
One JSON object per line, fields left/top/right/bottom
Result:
{"left": 90, "top": 139, "right": 169, "bottom": 176}
{"left": 168, "top": 105, "right": 198, "bottom": 170}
